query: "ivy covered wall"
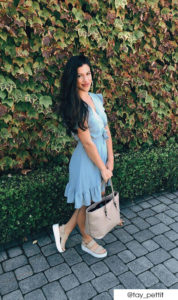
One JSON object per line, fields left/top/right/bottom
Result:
{"left": 0, "top": 0, "right": 177, "bottom": 171}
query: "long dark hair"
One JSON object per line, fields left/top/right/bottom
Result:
{"left": 59, "top": 55, "right": 93, "bottom": 134}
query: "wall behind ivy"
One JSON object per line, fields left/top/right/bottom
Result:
{"left": 0, "top": 0, "right": 177, "bottom": 171}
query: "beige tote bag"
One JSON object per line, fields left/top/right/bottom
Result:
{"left": 85, "top": 179, "right": 120, "bottom": 239}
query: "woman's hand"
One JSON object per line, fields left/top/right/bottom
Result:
{"left": 101, "top": 167, "right": 113, "bottom": 183}
{"left": 106, "top": 159, "right": 114, "bottom": 172}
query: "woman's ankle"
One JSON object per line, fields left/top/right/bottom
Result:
{"left": 82, "top": 234, "right": 92, "bottom": 243}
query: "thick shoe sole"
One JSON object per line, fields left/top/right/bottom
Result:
{"left": 52, "top": 224, "right": 64, "bottom": 253}
{"left": 81, "top": 244, "right": 107, "bottom": 258}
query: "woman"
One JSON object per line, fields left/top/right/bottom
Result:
{"left": 53, "top": 55, "right": 115, "bottom": 258}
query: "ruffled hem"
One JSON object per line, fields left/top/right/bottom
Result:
{"left": 64, "top": 183, "right": 102, "bottom": 209}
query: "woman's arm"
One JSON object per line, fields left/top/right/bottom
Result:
{"left": 77, "top": 125, "right": 112, "bottom": 182}
{"left": 105, "top": 125, "right": 114, "bottom": 171}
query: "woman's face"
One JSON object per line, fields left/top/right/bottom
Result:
{"left": 76, "top": 64, "right": 92, "bottom": 93}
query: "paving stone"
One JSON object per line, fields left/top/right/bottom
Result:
{"left": 62, "top": 248, "right": 82, "bottom": 266}
{"left": 150, "top": 283, "right": 167, "bottom": 289}
{"left": 142, "top": 240, "right": 159, "bottom": 252}
{"left": 153, "top": 235, "right": 175, "bottom": 251}
{"left": 121, "top": 208, "right": 137, "bottom": 219}
{"left": 164, "top": 230, "right": 178, "bottom": 241}
{"left": 105, "top": 255, "right": 128, "bottom": 275}
{"left": 102, "top": 233, "right": 117, "bottom": 244}
{"left": 170, "top": 248, "right": 178, "bottom": 260}
{"left": 0, "top": 265, "right": 3, "bottom": 275}
{"left": 15, "top": 265, "right": 33, "bottom": 280}
{"left": 137, "top": 209, "right": 155, "bottom": 219}
{"left": 131, "top": 217, "right": 150, "bottom": 229}
{"left": 45, "top": 263, "right": 71, "bottom": 282}
{"left": 164, "top": 258, "right": 178, "bottom": 273}
{"left": 41, "top": 243, "right": 57, "bottom": 257}
{"left": 148, "top": 199, "right": 160, "bottom": 206}
{"left": 19, "top": 273, "right": 47, "bottom": 294}
{"left": 2, "top": 289, "right": 23, "bottom": 300}
{"left": 71, "top": 262, "right": 95, "bottom": 283}
{"left": 0, "top": 272, "right": 18, "bottom": 296}
{"left": 156, "top": 195, "right": 173, "bottom": 204}
{"left": 151, "top": 264, "right": 178, "bottom": 287}
{"left": 138, "top": 271, "right": 159, "bottom": 287}
{"left": 67, "top": 282, "right": 97, "bottom": 300}
{"left": 129, "top": 205, "right": 142, "bottom": 212}
{"left": 124, "top": 224, "right": 139, "bottom": 234}
{"left": 165, "top": 209, "right": 178, "bottom": 218}
{"left": 65, "top": 234, "right": 82, "bottom": 248}
{"left": 92, "top": 292, "right": 112, "bottom": 300}
{"left": 74, "top": 244, "right": 84, "bottom": 255}
{"left": 169, "top": 203, "right": 178, "bottom": 212}
{"left": 82, "top": 253, "right": 103, "bottom": 265}
{"left": 24, "top": 289, "right": 46, "bottom": 300}
{"left": 133, "top": 229, "right": 154, "bottom": 243}
{"left": 91, "top": 272, "right": 119, "bottom": 293}
{"left": 118, "top": 250, "right": 136, "bottom": 263}
{"left": 146, "top": 248, "right": 171, "bottom": 265}
{"left": 29, "top": 253, "right": 49, "bottom": 273}
{"left": 22, "top": 242, "right": 40, "bottom": 257}
{"left": 156, "top": 213, "right": 175, "bottom": 225}
{"left": 169, "top": 222, "right": 178, "bottom": 233}
{"left": 128, "top": 256, "right": 153, "bottom": 275}
{"left": 47, "top": 253, "right": 64, "bottom": 267}
{"left": 112, "top": 228, "right": 133, "bottom": 243}
{"left": 145, "top": 216, "right": 160, "bottom": 225}
{"left": 126, "top": 240, "right": 148, "bottom": 257}
{"left": 2, "top": 255, "right": 27, "bottom": 272}
{"left": 105, "top": 241, "right": 126, "bottom": 256}
{"left": 175, "top": 240, "right": 178, "bottom": 246}
{"left": 37, "top": 235, "right": 51, "bottom": 247}
{"left": 151, "top": 204, "right": 167, "bottom": 213}
{"left": 90, "top": 262, "right": 109, "bottom": 276}
{"left": 0, "top": 251, "right": 7, "bottom": 263}
{"left": 7, "top": 247, "right": 23, "bottom": 258}
{"left": 175, "top": 216, "right": 178, "bottom": 222}
{"left": 60, "top": 274, "right": 80, "bottom": 291}
{"left": 166, "top": 193, "right": 177, "bottom": 200}
{"left": 149, "top": 223, "right": 170, "bottom": 235}
{"left": 119, "top": 271, "right": 144, "bottom": 288}
{"left": 171, "top": 282, "right": 178, "bottom": 289}
{"left": 42, "top": 281, "right": 67, "bottom": 300}
{"left": 139, "top": 201, "right": 153, "bottom": 209}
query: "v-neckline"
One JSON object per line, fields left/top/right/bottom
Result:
{"left": 88, "top": 93, "right": 97, "bottom": 114}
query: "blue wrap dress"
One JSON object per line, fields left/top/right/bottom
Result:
{"left": 64, "top": 92, "right": 109, "bottom": 209}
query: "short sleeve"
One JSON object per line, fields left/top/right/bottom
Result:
{"left": 96, "top": 93, "right": 104, "bottom": 105}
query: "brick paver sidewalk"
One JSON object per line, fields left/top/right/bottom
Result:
{"left": 0, "top": 190, "right": 178, "bottom": 299}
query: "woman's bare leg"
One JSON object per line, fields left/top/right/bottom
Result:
{"left": 59, "top": 209, "right": 79, "bottom": 251}
{"left": 77, "top": 206, "right": 91, "bottom": 242}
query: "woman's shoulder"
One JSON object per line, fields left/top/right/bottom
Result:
{"left": 89, "top": 92, "right": 104, "bottom": 105}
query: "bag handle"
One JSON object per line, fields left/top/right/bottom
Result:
{"left": 102, "top": 178, "right": 118, "bottom": 217}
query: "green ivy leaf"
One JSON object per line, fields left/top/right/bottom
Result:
{"left": 115, "top": 0, "right": 127, "bottom": 9}
{"left": 39, "top": 96, "right": 52, "bottom": 108}
{"left": 0, "top": 90, "right": 6, "bottom": 100}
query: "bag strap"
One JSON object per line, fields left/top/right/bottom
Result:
{"left": 102, "top": 178, "right": 118, "bottom": 216}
